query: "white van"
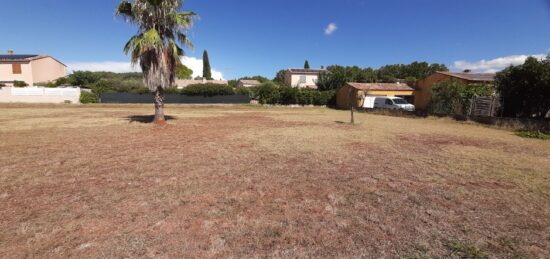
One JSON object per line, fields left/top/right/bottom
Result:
{"left": 363, "top": 96, "right": 415, "bottom": 112}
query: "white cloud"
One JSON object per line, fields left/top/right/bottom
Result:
{"left": 452, "top": 54, "right": 546, "bottom": 73}
{"left": 180, "top": 56, "right": 224, "bottom": 80}
{"left": 324, "top": 23, "right": 338, "bottom": 35}
{"left": 67, "top": 61, "right": 140, "bottom": 73}
{"left": 67, "top": 57, "right": 224, "bottom": 80}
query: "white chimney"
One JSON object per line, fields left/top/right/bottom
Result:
{"left": 7, "top": 49, "right": 14, "bottom": 55}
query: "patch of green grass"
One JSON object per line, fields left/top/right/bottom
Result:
{"left": 447, "top": 240, "right": 488, "bottom": 259}
{"left": 515, "top": 130, "right": 550, "bottom": 140}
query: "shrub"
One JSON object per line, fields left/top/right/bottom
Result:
{"left": 430, "top": 81, "right": 493, "bottom": 115}
{"left": 79, "top": 91, "right": 99, "bottom": 104}
{"left": 278, "top": 86, "right": 298, "bottom": 105}
{"left": 181, "top": 83, "right": 234, "bottom": 97}
{"left": 256, "top": 82, "right": 281, "bottom": 104}
{"left": 13, "top": 80, "right": 28, "bottom": 87}
{"left": 515, "top": 130, "right": 550, "bottom": 140}
{"left": 235, "top": 87, "right": 255, "bottom": 97}
{"left": 256, "top": 83, "right": 336, "bottom": 106}
{"left": 163, "top": 87, "right": 180, "bottom": 94}
{"left": 90, "top": 78, "right": 146, "bottom": 94}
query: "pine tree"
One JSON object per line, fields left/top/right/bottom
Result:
{"left": 203, "top": 50, "right": 213, "bottom": 80}
{"left": 304, "top": 60, "right": 310, "bottom": 69}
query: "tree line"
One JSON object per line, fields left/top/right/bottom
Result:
{"left": 272, "top": 61, "right": 449, "bottom": 91}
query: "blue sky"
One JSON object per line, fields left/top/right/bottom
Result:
{"left": 1, "top": 0, "right": 549, "bottom": 79}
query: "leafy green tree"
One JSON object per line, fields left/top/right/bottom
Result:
{"left": 316, "top": 70, "right": 347, "bottom": 91}
{"left": 378, "top": 62, "right": 448, "bottom": 82}
{"left": 117, "top": 0, "right": 196, "bottom": 124}
{"left": 430, "top": 81, "right": 493, "bottom": 115}
{"left": 239, "top": 76, "right": 269, "bottom": 83}
{"left": 304, "top": 60, "right": 310, "bottom": 69}
{"left": 203, "top": 50, "right": 213, "bottom": 80}
{"left": 176, "top": 63, "right": 193, "bottom": 79}
{"left": 496, "top": 56, "right": 550, "bottom": 118}
{"left": 69, "top": 71, "right": 101, "bottom": 86}
{"left": 273, "top": 69, "right": 287, "bottom": 85}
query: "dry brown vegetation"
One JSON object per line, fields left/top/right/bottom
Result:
{"left": 0, "top": 104, "right": 549, "bottom": 258}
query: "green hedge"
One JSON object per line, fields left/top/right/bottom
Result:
{"left": 256, "top": 82, "right": 335, "bottom": 106}
{"left": 181, "top": 83, "right": 235, "bottom": 97}
{"left": 80, "top": 91, "right": 99, "bottom": 104}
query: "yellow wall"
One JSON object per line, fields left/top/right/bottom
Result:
{"left": 366, "top": 90, "right": 414, "bottom": 96}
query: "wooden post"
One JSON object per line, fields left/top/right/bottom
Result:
{"left": 349, "top": 89, "right": 355, "bottom": 124}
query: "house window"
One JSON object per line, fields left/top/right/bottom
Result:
{"left": 12, "top": 64, "right": 22, "bottom": 74}
{"left": 299, "top": 75, "right": 306, "bottom": 84}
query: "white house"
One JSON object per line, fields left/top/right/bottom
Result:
{"left": 284, "top": 68, "right": 326, "bottom": 89}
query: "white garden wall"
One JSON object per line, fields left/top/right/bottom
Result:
{"left": 0, "top": 87, "right": 81, "bottom": 104}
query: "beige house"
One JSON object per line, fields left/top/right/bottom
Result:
{"left": 0, "top": 52, "right": 67, "bottom": 86}
{"left": 284, "top": 68, "right": 326, "bottom": 89}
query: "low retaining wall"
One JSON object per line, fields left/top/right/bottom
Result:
{"left": 0, "top": 87, "right": 81, "bottom": 104}
{"left": 100, "top": 93, "right": 250, "bottom": 104}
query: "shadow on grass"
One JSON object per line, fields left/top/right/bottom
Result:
{"left": 126, "top": 115, "right": 177, "bottom": 124}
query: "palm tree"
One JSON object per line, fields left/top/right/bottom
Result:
{"left": 116, "top": 0, "right": 196, "bottom": 125}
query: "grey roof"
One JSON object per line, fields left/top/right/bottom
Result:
{"left": 287, "top": 68, "right": 327, "bottom": 75}
{"left": 438, "top": 71, "right": 496, "bottom": 82}
{"left": 0, "top": 54, "right": 39, "bottom": 61}
{"left": 0, "top": 54, "right": 67, "bottom": 67}
{"left": 239, "top": 80, "right": 261, "bottom": 85}
{"left": 347, "top": 83, "right": 414, "bottom": 91}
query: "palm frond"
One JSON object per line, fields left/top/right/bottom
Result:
{"left": 116, "top": 1, "right": 134, "bottom": 20}
{"left": 176, "top": 33, "right": 193, "bottom": 49}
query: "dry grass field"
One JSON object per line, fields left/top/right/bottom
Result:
{"left": 0, "top": 104, "right": 549, "bottom": 258}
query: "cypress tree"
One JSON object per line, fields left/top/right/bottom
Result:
{"left": 203, "top": 50, "right": 213, "bottom": 80}
{"left": 304, "top": 60, "right": 310, "bottom": 69}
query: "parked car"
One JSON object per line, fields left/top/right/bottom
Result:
{"left": 363, "top": 96, "right": 415, "bottom": 112}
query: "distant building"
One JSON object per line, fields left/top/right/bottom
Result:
{"left": 284, "top": 68, "right": 326, "bottom": 89}
{"left": 238, "top": 79, "right": 261, "bottom": 88}
{"left": 175, "top": 78, "right": 228, "bottom": 89}
{"left": 0, "top": 51, "right": 67, "bottom": 86}
{"left": 415, "top": 71, "right": 496, "bottom": 110}
{"left": 336, "top": 82, "right": 415, "bottom": 109}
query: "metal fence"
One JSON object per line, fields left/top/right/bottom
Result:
{"left": 100, "top": 93, "right": 250, "bottom": 104}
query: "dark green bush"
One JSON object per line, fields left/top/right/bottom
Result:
{"left": 164, "top": 87, "right": 180, "bottom": 94}
{"left": 13, "top": 80, "right": 28, "bottom": 87}
{"left": 90, "top": 78, "right": 146, "bottom": 94}
{"left": 278, "top": 86, "right": 298, "bottom": 105}
{"left": 256, "top": 83, "right": 336, "bottom": 106}
{"left": 235, "top": 87, "right": 257, "bottom": 97}
{"left": 79, "top": 91, "right": 99, "bottom": 104}
{"left": 256, "top": 82, "right": 281, "bottom": 104}
{"left": 181, "top": 83, "right": 234, "bottom": 97}
{"left": 430, "top": 81, "right": 494, "bottom": 115}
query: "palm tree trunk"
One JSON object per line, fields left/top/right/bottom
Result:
{"left": 153, "top": 86, "right": 166, "bottom": 125}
